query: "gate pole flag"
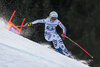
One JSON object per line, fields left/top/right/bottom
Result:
{"left": 7, "top": 10, "right": 25, "bottom": 35}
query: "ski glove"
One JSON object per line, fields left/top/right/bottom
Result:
{"left": 25, "top": 22, "right": 32, "bottom": 27}
{"left": 62, "top": 33, "right": 66, "bottom": 38}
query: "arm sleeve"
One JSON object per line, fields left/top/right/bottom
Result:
{"left": 58, "top": 21, "right": 67, "bottom": 34}
{"left": 31, "top": 19, "right": 45, "bottom": 24}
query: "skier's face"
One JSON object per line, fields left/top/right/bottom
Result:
{"left": 50, "top": 17, "right": 57, "bottom": 22}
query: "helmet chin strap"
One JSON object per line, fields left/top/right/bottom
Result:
{"left": 51, "top": 20, "right": 55, "bottom": 22}
{"left": 50, "top": 19, "right": 56, "bottom": 22}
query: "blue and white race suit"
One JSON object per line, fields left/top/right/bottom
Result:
{"left": 31, "top": 17, "right": 71, "bottom": 57}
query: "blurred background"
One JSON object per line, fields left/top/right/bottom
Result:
{"left": 0, "top": 0, "right": 100, "bottom": 67}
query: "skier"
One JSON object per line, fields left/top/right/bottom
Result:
{"left": 25, "top": 11, "right": 72, "bottom": 58}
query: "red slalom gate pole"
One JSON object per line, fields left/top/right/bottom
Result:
{"left": 9, "top": 10, "right": 16, "bottom": 22}
{"left": 62, "top": 35, "right": 93, "bottom": 58}
{"left": 18, "top": 18, "right": 25, "bottom": 35}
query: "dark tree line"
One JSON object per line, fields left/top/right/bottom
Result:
{"left": 0, "top": 0, "right": 100, "bottom": 67}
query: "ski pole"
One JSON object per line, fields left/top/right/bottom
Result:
{"left": 17, "top": 23, "right": 32, "bottom": 28}
{"left": 17, "top": 25, "right": 26, "bottom": 28}
{"left": 62, "top": 34, "right": 93, "bottom": 58}
{"left": 17, "top": 23, "right": 28, "bottom": 28}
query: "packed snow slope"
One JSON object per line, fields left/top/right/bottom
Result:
{"left": 0, "top": 21, "right": 89, "bottom": 67}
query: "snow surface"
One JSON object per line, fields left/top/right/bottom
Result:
{"left": 0, "top": 18, "right": 90, "bottom": 67}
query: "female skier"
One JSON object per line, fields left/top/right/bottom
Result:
{"left": 25, "top": 11, "right": 72, "bottom": 58}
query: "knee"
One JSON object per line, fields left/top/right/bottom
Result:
{"left": 44, "top": 34, "right": 52, "bottom": 41}
{"left": 45, "top": 36, "right": 51, "bottom": 41}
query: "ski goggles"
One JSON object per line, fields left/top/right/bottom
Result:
{"left": 51, "top": 17, "right": 57, "bottom": 20}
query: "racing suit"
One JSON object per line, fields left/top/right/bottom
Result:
{"left": 31, "top": 17, "right": 71, "bottom": 57}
